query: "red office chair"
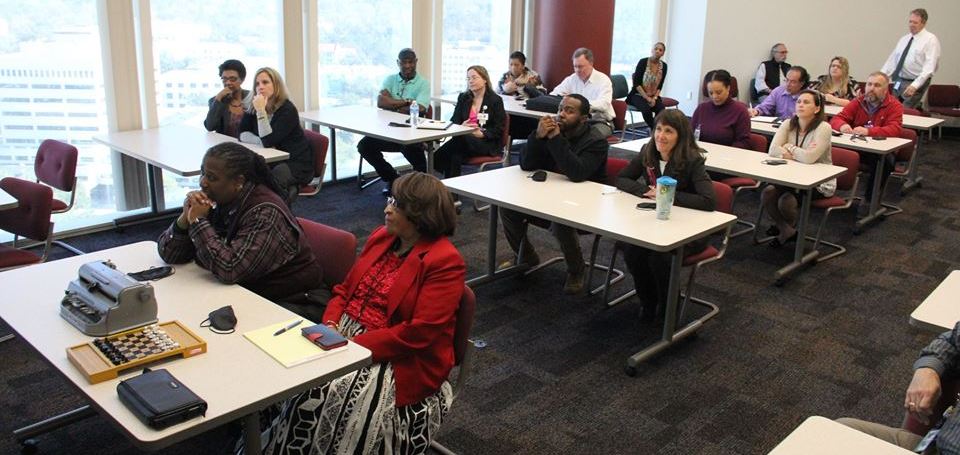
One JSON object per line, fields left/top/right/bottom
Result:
{"left": 358, "top": 105, "right": 433, "bottom": 190}
{"left": 601, "top": 181, "right": 734, "bottom": 331}
{"left": 927, "top": 85, "right": 960, "bottom": 140}
{"left": 34, "top": 139, "right": 83, "bottom": 255}
{"left": 609, "top": 99, "right": 628, "bottom": 143}
{"left": 429, "top": 284, "right": 476, "bottom": 455}
{"left": 299, "top": 130, "right": 329, "bottom": 197}
{"left": 0, "top": 177, "right": 54, "bottom": 271}
{"left": 296, "top": 217, "right": 357, "bottom": 288}
{"left": 464, "top": 115, "right": 511, "bottom": 212}
{"left": 724, "top": 133, "right": 767, "bottom": 237}
{"left": 662, "top": 97, "right": 679, "bottom": 109}
{"left": 801, "top": 147, "right": 860, "bottom": 263}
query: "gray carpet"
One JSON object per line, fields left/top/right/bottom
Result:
{"left": 1, "top": 132, "right": 958, "bottom": 454}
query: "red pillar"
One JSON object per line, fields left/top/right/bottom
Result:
{"left": 532, "top": 0, "right": 615, "bottom": 90}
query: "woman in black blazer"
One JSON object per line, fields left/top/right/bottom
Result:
{"left": 625, "top": 42, "right": 668, "bottom": 129}
{"left": 615, "top": 109, "right": 715, "bottom": 323}
{"left": 433, "top": 65, "right": 506, "bottom": 179}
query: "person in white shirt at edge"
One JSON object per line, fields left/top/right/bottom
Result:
{"left": 550, "top": 47, "right": 615, "bottom": 137}
{"left": 881, "top": 8, "right": 941, "bottom": 109}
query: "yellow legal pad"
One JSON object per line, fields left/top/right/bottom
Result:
{"left": 243, "top": 319, "right": 346, "bottom": 368}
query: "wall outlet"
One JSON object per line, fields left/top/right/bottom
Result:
{"left": 686, "top": 91, "right": 693, "bottom": 100}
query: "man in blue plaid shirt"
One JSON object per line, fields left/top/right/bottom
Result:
{"left": 839, "top": 321, "right": 960, "bottom": 454}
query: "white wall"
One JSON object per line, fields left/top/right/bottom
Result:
{"left": 665, "top": 0, "right": 958, "bottom": 114}
{"left": 662, "top": 0, "right": 708, "bottom": 113}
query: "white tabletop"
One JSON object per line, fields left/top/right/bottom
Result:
{"left": 93, "top": 125, "right": 289, "bottom": 177}
{"left": 611, "top": 139, "right": 846, "bottom": 190}
{"left": 910, "top": 270, "right": 960, "bottom": 333}
{"left": 443, "top": 166, "right": 736, "bottom": 252}
{"left": 823, "top": 105, "right": 945, "bottom": 131}
{"left": 0, "top": 188, "right": 17, "bottom": 211}
{"left": 299, "top": 105, "right": 476, "bottom": 144}
{"left": 750, "top": 121, "right": 911, "bottom": 155}
{"left": 768, "top": 416, "right": 914, "bottom": 454}
{"left": 432, "top": 93, "right": 549, "bottom": 119}
{"left": 0, "top": 241, "right": 371, "bottom": 450}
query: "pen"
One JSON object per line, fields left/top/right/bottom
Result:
{"left": 273, "top": 319, "right": 303, "bottom": 336}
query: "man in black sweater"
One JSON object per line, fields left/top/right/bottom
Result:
{"left": 499, "top": 94, "right": 608, "bottom": 295}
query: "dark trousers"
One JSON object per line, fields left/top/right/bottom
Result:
{"left": 357, "top": 137, "right": 426, "bottom": 184}
{"left": 622, "top": 244, "right": 671, "bottom": 311}
{"left": 625, "top": 93, "right": 665, "bottom": 129}
{"left": 860, "top": 152, "right": 895, "bottom": 202}
{"left": 500, "top": 208, "right": 584, "bottom": 274}
{"left": 433, "top": 135, "right": 493, "bottom": 179}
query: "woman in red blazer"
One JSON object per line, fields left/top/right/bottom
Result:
{"left": 263, "top": 172, "right": 465, "bottom": 455}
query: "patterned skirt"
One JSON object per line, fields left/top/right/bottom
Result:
{"left": 262, "top": 314, "right": 454, "bottom": 455}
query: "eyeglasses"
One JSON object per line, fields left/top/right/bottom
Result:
{"left": 221, "top": 76, "right": 239, "bottom": 83}
{"left": 386, "top": 196, "right": 398, "bottom": 208}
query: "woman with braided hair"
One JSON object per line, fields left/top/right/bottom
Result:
{"left": 158, "top": 142, "right": 322, "bottom": 302}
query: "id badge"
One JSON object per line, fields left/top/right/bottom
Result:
{"left": 914, "top": 427, "right": 937, "bottom": 453}
{"left": 894, "top": 80, "right": 902, "bottom": 91}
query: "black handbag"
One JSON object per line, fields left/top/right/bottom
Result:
{"left": 117, "top": 368, "right": 207, "bottom": 430}
{"left": 524, "top": 94, "right": 562, "bottom": 113}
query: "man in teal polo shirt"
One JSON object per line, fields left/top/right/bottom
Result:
{"left": 358, "top": 48, "right": 432, "bottom": 195}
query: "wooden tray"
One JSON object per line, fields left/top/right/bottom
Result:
{"left": 67, "top": 321, "right": 206, "bottom": 384}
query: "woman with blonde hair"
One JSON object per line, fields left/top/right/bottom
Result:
{"left": 433, "top": 64, "right": 506, "bottom": 179}
{"left": 808, "top": 56, "right": 861, "bottom": 107}
{"left": 239, "top": 67, "right": 313, "bottom": 202}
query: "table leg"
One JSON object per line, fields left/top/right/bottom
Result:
{"left": 774, "top": 188, "right": 820, "bottom": 283}
{"left": 625, "top": 245, "right": 690, "bottom": 371}
{"left": 328, "top": 127, "right": 338, "bottom": 182}
{"left": 465, "top": 204, "right": 527, "bottom": 287}
{"left": 855, "top": 153, "right": 889, "bottom": 231}
{"left": 243, "top": 412, "right": 261, "bottom": 453}
{"left": 901, "top": 131, "right": 924, "bottom": 193}
{"left": 113, "top": 164, "right": 179, "bottom": 227}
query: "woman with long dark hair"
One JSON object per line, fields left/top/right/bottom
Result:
{"left": 615, "top": 109, "right": 715, "bottom": 322}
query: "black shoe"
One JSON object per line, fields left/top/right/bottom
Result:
{"left": 640, "top": 300, "right": 658, "bottom": 322}
{"left": 765, "top": 225, "right": 780, "bottom": 237}
{"left": 768, "top": 231, "right": 797, "bottom": 248}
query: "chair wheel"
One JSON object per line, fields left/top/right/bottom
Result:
{"left": 624, "top": 365, "right": 638, "bottom": 377}
{"left": 20, "top": 439, "right": 39, "bottom": 455}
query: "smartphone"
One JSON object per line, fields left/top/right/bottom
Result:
{"left": 763, "top": 159, "right": 788, "bottom": 166}
{"left": 301, "top": 324, "right": 348, "bottom": 350}
{"left": 831, "top": 130, "right": 842, "bottom": 137}
{"left": 387, "top": 121, "right": 410, "bottom": 128}
{"left": 636, "top": 202, "right": 656, "bottom": 210}
{"left": 128, "top": 266, "right": 175, "bottom": 281}
{"left": 871, "top": 136, "right": 887, "bottom": 140}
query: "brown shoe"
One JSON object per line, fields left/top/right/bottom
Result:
{"left": 497, "top": 251, "right": 540, "bottom": 271}
{"left": 563, "top": 269, "right": 586, "bottom": 295}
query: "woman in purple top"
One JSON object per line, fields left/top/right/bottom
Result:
{"left": 690, "top": 69, "right": 752, "bottom": 150}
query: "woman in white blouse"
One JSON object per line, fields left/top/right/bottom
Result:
{"left": 762, "top": 89, "right": 834, "bottom": 248}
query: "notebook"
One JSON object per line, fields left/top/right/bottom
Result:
{"left": 243, "top": 319, "right": 347, "bottom": 368}
{"left": 407, "top": 118, "right": 453, "bottom": 130}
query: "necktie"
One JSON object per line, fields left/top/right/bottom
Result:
{"left": 893, "top": 36, "right": 914, "bottom": 79}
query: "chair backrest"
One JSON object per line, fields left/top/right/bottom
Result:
{"left": 611, "top": 74, "right": 630, "bottom": 100}
{"left": 712, "top": 181, "right": 733, "bottom": 215}
{"left": 35, "top": 139, "right": 78, "bottom": 192}
{"left": 747, "top": 133, "right": 767, "bottom": 153}
{"left": 896, "top": 128, "right": 918, "bottom": 162}
{"left": 303, "top": 129, "right": 329, "bottom": 178}
{"left": 702, "top": 75, "right": 739, "bottom": 100}
{"left": 296, "top": 217, "right": 357, "bottom": 287}
{"left": 0, "top": 177, "right": 53, "bottom": 241}
{"left": 903, "top": 107, "right": 926, "bottom": 117}
{"left": 453, "top": 285, "right": 476, "bottom": 366}
{"left": 611, "top": 99, "right": 627, "bottom": 131}
{"left": 605, "top": 157, "right": 630, "bottom": 186}
{"left": 500, "top": 113, "right": 511, "bottom": 150}
{"left": 830, "top": 147, "right": 860, "bottom": 192}
{"left": 927, "top": 85, "right": 960, "bottom": 108}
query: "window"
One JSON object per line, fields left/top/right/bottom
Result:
{"left": 150, "top": 0, "right": 282, "bottom": 208}
{"left": 0, "top": 0, "right": 123, "bottom": 239}
{"left": 315, "top": 0, "right": 412, "bottom": 181}
{"left": 440, "top": 0, "right": 511, "bottom": 96}
{"left": 610, "top": 1, "right": 660, "bottom": 79}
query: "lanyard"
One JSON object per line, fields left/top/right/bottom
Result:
{"left": 794, "top": 128, "right": 811, "bottom": 149}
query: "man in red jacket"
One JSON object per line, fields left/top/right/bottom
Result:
{"left": 829, "top": 71, "right": 903, "bottom": 207}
